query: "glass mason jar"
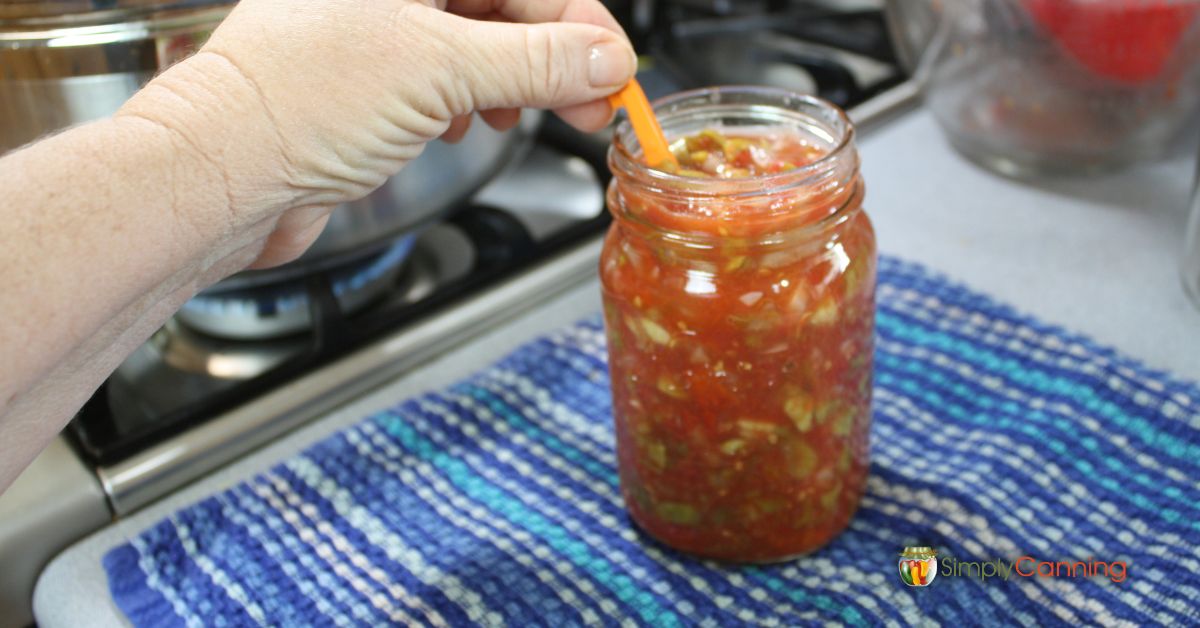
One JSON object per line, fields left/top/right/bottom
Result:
{"left": 600, "top": 87, "right": 875, "bottom": 562}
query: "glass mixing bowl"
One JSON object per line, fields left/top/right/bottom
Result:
{"left": 890, "top": 0, "right": 1200, "bottom": 177}
{"left": 1183, "top": 142, "right": 1200, "bottom": 311}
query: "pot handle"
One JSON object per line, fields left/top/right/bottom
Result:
{"left": 450, "top": 205, "right": 537, "bottom": 271}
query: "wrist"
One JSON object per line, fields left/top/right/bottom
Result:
{"left": 115, "top": 51, "right": 302, "bottom": 231}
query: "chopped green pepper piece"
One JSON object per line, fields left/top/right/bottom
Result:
{"left": 817, "top": 402, "right": 855, "bottom": 436}
{"left": 656, "top": 375, "right": 687, "bottom": 400}
{"left": 640, "top": 317, "right": 672, "bottom": 345}
{"left": 828, "top": 406, "right": 856, "bottom": 437}
{"left": 850, "top": 352, "right": 870, "bottom": 371}
{"left": 646, "top": 440, "right": 667, "bottom": 470}
{"left": 657, "top": 502, "right": 699, "bottom": 525}
{"left": 810, "top": 296, "right": 839, "bottom": 326}
{"left": 720, "top": 439, "right": 747, "bottom": 456}
{"left": 757, "top": 498, "right": 785, "bottom": 515}
{"left": 684, "top": 129, "right": 725, "bottom": 153}
{"left": 737, "top": 419, "right": 781, "bottom": 438}
{"left": 623, "top": 314, "right": 643, "bottom": 341}
{"left": 723, "top": 138, "right": 751, "bottom": 160}
{"left": 709, "top": 508, "right": 733, "bottom": 526}
{"left": 784, "top": 391, "right": 815, "bottom": 432}
{"left": 837, "top": 447, "right": 852, "bottom": 473}
{"left": 786, "top": 442, "right": 818, "bottom": 479}
{"left": 820, "top": 486, "right": 841, "bottom": 512}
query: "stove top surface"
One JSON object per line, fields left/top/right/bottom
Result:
{"left": 71, "top": 143, "right": 609, "bottom": 466}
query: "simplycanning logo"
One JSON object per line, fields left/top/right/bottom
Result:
{"left": 898, "top": 547, "right": 937, "bottom": 586}
{"left": 897, "top": 547, "right": 1128, "bottom": 585}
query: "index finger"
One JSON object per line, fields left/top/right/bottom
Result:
{"left": 445, "top": 0, "right": 628, "bottom": 38}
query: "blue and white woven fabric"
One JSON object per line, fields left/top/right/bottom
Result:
{"left": 104, "top": 256, "right": 1200, "bottom": 627}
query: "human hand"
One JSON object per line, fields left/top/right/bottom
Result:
{"left": 118, "top": 0, "right": 636, "bottom": 268}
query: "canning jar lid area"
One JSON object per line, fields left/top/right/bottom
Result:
{"left": 607, "top": 86, "right": 862, "bottom": 246}
{"left": 609, "top": 86, "right": 858, "bottom": 199}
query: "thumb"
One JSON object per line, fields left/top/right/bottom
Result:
{"left": 443, "top": 14, "right": 637, "bottom": 112}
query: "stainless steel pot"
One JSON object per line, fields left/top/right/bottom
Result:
{"left": 223, "top": 110, "right": 539, "bottom": 290}
{"left": 0, "top": 2, "right": 233, "bottom": 150}
{"left": 0, "top": 0, "right": 538, "bottom": 287}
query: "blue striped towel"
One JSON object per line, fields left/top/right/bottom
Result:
{"left": 104, "top": 256, "right": 1200, "bottom": 627}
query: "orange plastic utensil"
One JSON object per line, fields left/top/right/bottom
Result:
{"left": 608, "top": 80, "right": 678, "bottom": 169}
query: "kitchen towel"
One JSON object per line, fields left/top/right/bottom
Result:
{"left": 104, "top": 256, "right": 1200, "bottom": 627}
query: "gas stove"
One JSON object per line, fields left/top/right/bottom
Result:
{"left": 70, "top": 145, "right": 609, "bottom": 475}
{"left": 0, "top": 3, "right": 910, "bottom": 626}
{"left": 66, "top": 1, "right": 907, "bottom": 509}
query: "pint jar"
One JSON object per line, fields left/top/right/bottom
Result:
{"left": 600, "top": 87, "right": 875, "bottom": 562}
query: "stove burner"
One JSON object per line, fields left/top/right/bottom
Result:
{"left": 90, "top": 239, "right": 446, "bottom": 444}
{"left": 155, "top": 239, "right": 441, "bottom": 381}
{"left": 177, "top": 236, "right": 418, "bottom": 340}
{"left": 145, "top": 319, "right": 308, "bottom": 381}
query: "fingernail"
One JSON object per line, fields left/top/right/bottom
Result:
{"left": 588, "top": 41, "right": 636, "bottom": 88}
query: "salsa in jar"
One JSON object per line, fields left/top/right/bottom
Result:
{"left": 601, "top": 88, "right": 875, "bottom": 562}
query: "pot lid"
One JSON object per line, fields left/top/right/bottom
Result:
{"left": 0, "top": 0, "right": 232, "bottom": 25}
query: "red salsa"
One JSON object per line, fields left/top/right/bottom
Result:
{"left": 602, "top": 126, "right": 875, "bottom": 562}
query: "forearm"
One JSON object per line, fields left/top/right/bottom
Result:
{"left": 0, "top": 75, "right": 272, "bottom": 490}
{"left": 0, "top": 0, "right": 635, "bottom": 491}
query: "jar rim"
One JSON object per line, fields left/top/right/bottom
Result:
{"left": 605, "top": 177, "right": 864, "bottom": 250}
{"left": 606, "top": 85, "right": 862, "bottom": 246}
{"left": 608, "top": 85, "right": 856, "bottom": 198}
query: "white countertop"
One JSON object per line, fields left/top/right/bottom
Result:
{"left": 32, "top": 105, "right": 1200, "bottom": 627}
{"left": 862, "top": 109, "right": 1199, "bottom": 381}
